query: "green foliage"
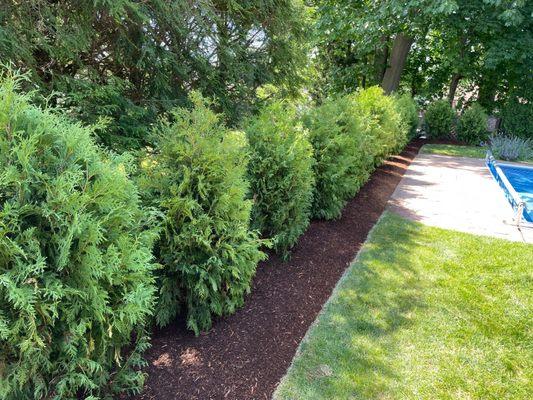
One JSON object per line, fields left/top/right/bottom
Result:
{"left": 490, "top": 135, "right": 533, "bottom": 162}
{"left": 304, "top": 96, "right": 373, "bottom": 220}
{"left": 352, "top": 86, "right": 408, "bottom": 159}
{"left": 139, "top": 92, "right": 265, "bottom": 335}
{"left": 394, "top": 93, "right": 419, "bottom": 139}
{"left": 245, "top": 101, "right": 315, "bottom": 257}
{"left": 0, "top": 0, "right": 311, "bottom": 148}
{"left": 424, "top": 99, "right": 456, "bottom": 138}
{"left": 457, "top": 103, "right": 488, "bottom": 144}
{"left": 305, "top": 86, "right": 411, "bottom": 220}
{"left": 500, "top": 97, "right": 533, "bottom": 139}
{"left": 0, "top": 75, "right": 156, "bottom": 399}
{"left": 56, "top": 77, "right": 158, "bottom": 151}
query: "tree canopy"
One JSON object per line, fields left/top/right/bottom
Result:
{"left": 0, "top": 0, "right": 310, "bottom": 149}
{"left": 312, "top": 0, "right": 532, "bottom": 111}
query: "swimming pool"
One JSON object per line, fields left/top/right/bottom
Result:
{"left": 486, "top": 152, "right": 533, "bottom": 224}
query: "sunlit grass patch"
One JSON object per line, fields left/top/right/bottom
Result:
{"left": 421, "top": 143, "right": 487, "bottom": 158}
{"left": 274, "top": 212, "right": 533, "bottom": 400}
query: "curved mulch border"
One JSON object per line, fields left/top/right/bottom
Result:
{"left": 132, "top": 139, "right": 425, "bottom": 400}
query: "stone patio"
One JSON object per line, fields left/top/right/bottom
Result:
{"left": 388, "top": 153, "right": 533, "bottom": 244}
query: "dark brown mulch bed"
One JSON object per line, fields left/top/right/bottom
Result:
{"left": 132, "top": 139, "right": 425, "bottom": 400}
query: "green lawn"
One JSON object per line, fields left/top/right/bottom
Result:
{"left": 274, "top": 212, "right": 533, "bottom": 400}
{"left": 421, "top": 143, "right": 487, "bottom": 158}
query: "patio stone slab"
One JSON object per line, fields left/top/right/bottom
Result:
{"left": 388, "top": 153, "right": 533, "bottom": 244}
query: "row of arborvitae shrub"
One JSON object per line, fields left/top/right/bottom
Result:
{"left": 424, "top": 100, "right": 490, "bottom": 145}
{"left": 0, "top": 75, "right": 416, "bottom": 399}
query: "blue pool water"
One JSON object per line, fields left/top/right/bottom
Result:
{"left": 498, "top": 164, "right": 533, "bottom": 222}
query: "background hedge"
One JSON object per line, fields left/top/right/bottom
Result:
{"left": 139, "top": 92, "right": 265, "bottom": 335}
{"left": 394, "top": 93, "right": 419, "bottom": 140}
{"left": 0, "top": 75, "right": 157, "bottom": 399}
{"left": 351, "top": 86, "right": 408, "bottom": 160}
{"left": 500, "top": 97, "right": 532, "bottom": 139}
{"left": 305, "top": 87, "right": 412, "bottom": 220}
{"left": 246, "top": 100, "right": 315, "bottom": 257}
{"left": 304, "top": 96, "right": 368, "bottom": 220}
{"left": 424, "top": 99, "right": 456, "bottom": 139}
{"left": 457, "top": 103, "right": 489, "bottom": 144}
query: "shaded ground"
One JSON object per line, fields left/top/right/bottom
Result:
{"left": 133, "top": 139, "right": 424, "bottom": 400}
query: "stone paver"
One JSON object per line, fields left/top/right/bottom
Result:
{"left": 388, "top": 153, "right": 533, "bottom": 244}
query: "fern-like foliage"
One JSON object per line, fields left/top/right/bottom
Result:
{"left": 351, "top": 86, "right": 407, "bottom": 161}
{"left": 139, "top": 92, "right": 266, "bottom": 335}
{"left": 0, "top": 74, "right": 157, "bottom": 399}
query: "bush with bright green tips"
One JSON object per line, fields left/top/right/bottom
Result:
{"left": 245, "top": 100, "right": 315, "bottom": 257}
{"left": 0, "top": 74, "right": 157, "bottom": 399}
{"left": 139, "top": 92, "right": 265, "bottom": 335}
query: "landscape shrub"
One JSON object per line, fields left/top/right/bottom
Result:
{"left": 303, "top": 96, "right": 372, "bottom": 220}
{"left": 394, "top": 93, "right": 419, "bottom": 140}
{"left": 424, "top": 99, "right": 456, "bottom": 138}
{"left": 351, "top": 86, "right": 407, "bottom": 159}
{"left": 499, "top": 97, "right": 532, "bottom": 139}
{"left": 0, "top": 75, "right": 157, "bottom": 399}
{"left": 490, "top": 135, "right": 533, "bottom": 161}
{"left": 245, "top": 101, "right": 315, "bottom": 257}
{"left": 139, "top": 92, "right": 265, "bottom": 335}
{"left": 457, "top": 103, "right": 489, "bottom": 144}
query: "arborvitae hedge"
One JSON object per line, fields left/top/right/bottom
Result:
{"left": 0, "top": 76, "right": 157, "bottom": 399}
{"left": 304, "top": 96, "right": 372, "bottom": 220}
{"left": 394, "top": 93, "right": 419, "bottom": 140}
{"left": 139, "top": 92, "right": 265, "bottom": 335}
{"left": 424, "top": 99, "right": 456, "bottom": 139}
{"left": 457, "top": 103, "right": 488, "bottom": 144}
{"left": 305, "top": 87, "right": 412, "bottom": 220}
{"left": 500, "top": 96, "right": 532, "bottom": 139}
{"left": 246, "top": 100, "right": 315, "bottom": 257}
{"left": 352, "top": 86, "right": 407, "bottom": 160}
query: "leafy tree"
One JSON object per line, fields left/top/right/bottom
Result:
{"left": 312, "top": 0, "right": 457, "bottom": 96}
{"left": 0, "top": 0, "right": 310, "bottom": 149}
{"left": 313, "top": 0, "right": 532, "bottom": 116}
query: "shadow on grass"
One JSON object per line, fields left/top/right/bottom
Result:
{"left": 280, "top": 213, "right": 428, "bottom": 398}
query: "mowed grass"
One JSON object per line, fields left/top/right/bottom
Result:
{"left": 421, "top": 143, "right": 487, "bottom": 158}
{"left": 274, "top": 212, "right": 533, "bottom": 400}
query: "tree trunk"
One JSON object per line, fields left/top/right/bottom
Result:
{"left": 381, "top": 33, "right": 414, "bottom": 94}
{"left": 448, "top": 74, "right": 461, "bottom": 107}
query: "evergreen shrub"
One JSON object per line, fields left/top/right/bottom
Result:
{"left": 304, "top": 96, "right": 373, "bottom": 220}
{"left": 394, "top": 93, "right": 419, "bottom": 140}
{"left": 457, "top": 103, "right": 488, "bottom": 144}
{"left": 245, "top": 101, "right": 315, "bottom": 257}
{"left": 139, "top": 92, "right": 265, "bottom": 335}
{"left": 424, "top": 99, "right": 456, "bottom": 138}
{"left": 351, "top": 86, "right": 407, "bottom": 160}
{"left": 0, "top": 75, "right": 157, "bottom": 399}
{"left": 500, "top": 97, "right": 532, "bottom": 139}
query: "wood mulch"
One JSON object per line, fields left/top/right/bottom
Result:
{"left": 132, "top": 139, "right": 425, "bottom": 400}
